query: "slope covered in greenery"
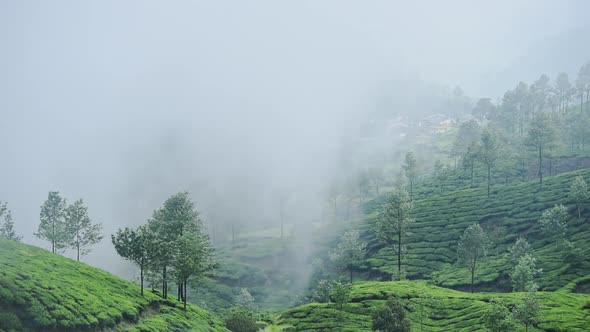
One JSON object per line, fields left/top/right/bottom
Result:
{"left": 361, "top": 168, "right": 590, "bottom": 291}
{"left": 0, "top": 239, "right": 228, "bottom": 332}
{"left": 282, "top": 280, "right": 590, "bottom": 331}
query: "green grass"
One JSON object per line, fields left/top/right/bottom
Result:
{"left": 281, "top": 280, "right": 590, "bottom": 331}
{"left": 360, "top": 169, "right": 590, "bottom": 291}
{"left": 0, "top": 239, "right": 228, "bottom": 332}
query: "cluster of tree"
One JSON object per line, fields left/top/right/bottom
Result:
{"left": 111, "top": 192, "right": 217, "bottom": 311}
{"left": 483, "top": 291, "right": 541, "bottom": 332}
{"left": 35, "top": 191, "right": 103, "bottom": 261}
{"left": 456, "top": 174, "right": 586, "bottom": 294}
{"left": 0, "top": 201, "right": 21, "bottom": 241}
{"left": 371, "top": 297, "right": 411, "bottom": 332}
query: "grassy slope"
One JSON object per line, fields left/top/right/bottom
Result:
{"left": 362, "top": 168, "right": 590, "bottom": 291}
{"left": 281, "top": 280, "right": 590, "bottom": 331}
{"left": 0, "top": 239, "right": 228, "bottom": 332}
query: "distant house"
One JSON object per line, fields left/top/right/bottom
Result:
{"left": 418, "top": 114, "right": 454, "bottom": 134}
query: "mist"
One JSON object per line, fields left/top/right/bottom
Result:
{"left": 1, "top": 0, "right": 588, "bottom": 274}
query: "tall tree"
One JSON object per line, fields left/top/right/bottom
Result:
{"left": 511, "top": 254, "right": 541, "bottom": 292}
{"left": 171, "top": 232, "right": 217, "bottom": 310}
{"left": 526, "top": 112, "right": 556, "bottom": 186}
{"left": 65, "top": 199, "right": 103, "bottom": 261}
{"left": 555, "top": 72, "right": 572, "bottom": 113}
{"left": 457, "top": 223, "right": 490, "bottom": 293}
{"left": 402, "top": 152, "right": 418, "bottom": 199}
{"left": 433, "top": 160, "right": 451, "bottom": 193}
{"left": 451, "top": 120, "right": 482, "bottom": 168}
{"left": 148, "top": 192, "right": 204, "bottom": 299}
{"left": 508, "top": 237, "right": 533, "bottom": 267}
{"left": 35, "top": 191, "right": 68, "bottom": 253}
{"left": 329, "top": 229, "right": 367, "bottom": 283}
{"left": 376, "top": 187, "right": 414, "bottom": 279}
{"left": 330, "top": 281, "right": 352, "bottom": 325}
{"left": 569, "top": 175, "right": 589, "bottom": 219}
{"left": 479, "top": 128, "right": 499, "bottom": 197}
{"left": 462, "top": 142, "right": 480, "bottom": 188}
{"left": 112, "top": 226, "right": 153, "bottom": 295}
{"left": 575, "top": 62, "right": 590, "bottom": 112}
{"left": 0, "top": 201, "right": 21, "bottom": 241}
{"left": 472, "top": 98, "right": 496, "bottom": 122}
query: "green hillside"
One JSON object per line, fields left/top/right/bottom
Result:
{"left": 281, "top": 280, "right": 590, "bottom": 331}
{"left": 360, "top": 168, "right": 590, "bottom": 291}
{"left": 0, "top": 239, "right": 228, "bottom": 332}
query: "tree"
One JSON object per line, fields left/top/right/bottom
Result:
{"left": 569, "top": 175, "right": 589, "bottom": 219}
{"left": 310, "top": 279, "right": 333, "bottom": 303}
{"left": 479, "top": 128, "right": 499, "bottom": 197}
{"left": 371, "top": 297, "right": 411, "bottom": 332}
{"left": 36, "top": 191, "right": 68, "bottom": 253}
{"left": 330, "top": 281, "right": 352, "bottom": 314}
{"left": 575, "top": 62, "right": 590, "bottom": 112}
{"left": 171, "top": 232, "right": 218, "bottom": 310}
{"left": 234, "top": 288, "right": 255, "bottom": 309}
{"left": 513, "top": 289, "right": 541, "bottom": 332}
{"left": 526, "top": 112, "right": 556, "bottom": 186}
{"left": 451, "top": 120, "right": 482, "bottom": 167}
{"left": 148, "top": 192, "right": 204, "bottom": 299}
{"left": 511, "top": 254, "right": 541, "bottom": 292}
{"left": 462, "top": 142, "right": 480, "bottom": 188}
{"left": 0, "top": 202, "right": 21, "bottom": 241}
{"left": 112, "top": 226, "right": 153, "bottom": 295}
{"left": 368, "top": 167, "right": 385, "bottom": 196}
{"left": 402, "top": 152, "right": 418, "bottom": 199}
{"left": 329, "top": 229, "right": 367, "bottom": 283}
{"left": 508, "top": 237, "right": 533, "bottom": 267}
{"left": 65, "top": 199, "right": 103, "bottom": 261}
{"left": 457, "top": 223, "right": 490, "bottom": 293}
{"left": 433, "top": 160, "right": 451, "bottom": 193}
{"left": 538, "top": 204, "right": 568, "bottom": 238}
{"left": 376, "top": 187, "right": 414, "bottom": 279}
{"left": 224, "top": 306, "right": 258, "bottom": 332}
{"left": 483, "top": 299, "right": 518, "bottom": 332}
{"left": 472, "top": 98, "right": 496, "bottom": 122}
{"left": 556, "top": 72, "right": 572, "bottom": 112}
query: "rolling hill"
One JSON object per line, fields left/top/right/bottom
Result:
{"left": 0, "top": 239, "right": 228, "bottom": 332}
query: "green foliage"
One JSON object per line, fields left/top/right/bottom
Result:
{"left": 371, "top": 297, "right": 411, "bottom": 332}
{"left": 511, "top": 254, "right": 541, "bottom": 292}
{"left": 35, "top": 191, "right": 68, "bottom": 253}
{"left": 513, "top": 290, "right": 541, "bottom": 332}
{"left": 65, "top": 199, "right": 103, "bottom": 261}
{"left": 376, "top": 187, "right": 414, "bottom": 279}
{"left": 479, "top": 128, "right": 500, "bottom": 196}
{"left": 0, "top": 238, "right": 228, "bottom": 331}
{"left": 403, "top": 152, "right": 418, "bottom": 197}
{"left": 457, "top": 223, "right": 490, "bottom": 292}
{"left": 507, "top": 237, "right": 533, "bottom": 267}
{"left": 482, "top": 298, "right": 517, "bottom": 332}
{"left": 330, "top": 281, "right": 352, "bottom": 312}
{"left": 538, "top": 204, "right": 568, "bottom": 238}
{"left": 224, "top": 306, "right": 258, "bottom": 332}
{"left": 310, "top": 279, "right": 333, "bottom": 303}
{"left": 569, "top": 175, "right": 589, "bottom": 218}
{"left": 282, "top": 280, "right": 590, "bottom": 331}
{"left": 0, "top": 201, "right": 21, "bottom": 241}
{"left": 330, "top": 229, "right": 367, "bottom": 283}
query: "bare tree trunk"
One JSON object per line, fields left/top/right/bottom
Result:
{"left": 539, "top": 146, "right": 543, "bottom": 187}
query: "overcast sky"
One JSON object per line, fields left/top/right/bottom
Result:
{"left": 1, "top": 0, "right": 588, "bottom": 272}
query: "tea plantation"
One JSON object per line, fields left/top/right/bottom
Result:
{"left": 361, "top": 168, "right": 590, "bottom": 291}
{"left": 0, "top": 239, "right": 229, "bottom": 332}
{"left": 281, "top": 280, "right": 590, "bottom": 331}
